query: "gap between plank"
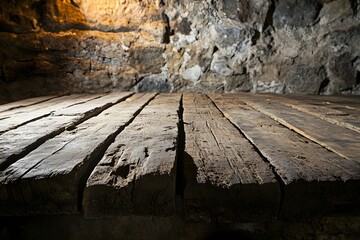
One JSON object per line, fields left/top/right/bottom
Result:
{"left": 263, "top": 94, "right": 360, "bottom": 134}
{"left": 0, "top": 113, "right": 52, "bottom": 135}
{"left": 0, "top": 95, "right": 63, "bottom": 114}
{"left": 61, "top": 95, "right": 104, "bottom": 110}
{"left": 0, "top": 93, "right": 135, "bottom": 171}
{"left": 0, "top": 95, "right": 104, "bottom": 136}
{"left": 243, "top": 101, "right": 350, "bottom": 160}
{"left": 207, "top": 94, "right": 285, "bottom": 220}
{"left": 175, "top": 94, "right": 185, "bottom": 215}
{"left": 286, "top": 104, "right": 360, "bottom": 134}
{"left": 77, "top": 94, "right": 158, "bottom": 212}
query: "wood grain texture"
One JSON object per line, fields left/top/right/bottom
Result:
{"left": 259, "top": 94, "right": 360, "bottom": 133}
{"left": 0, "top": 94, "right": 102, "bottom": 134}
{"left": 0, "top": 95, "right": 58, "bottom": 113}
{"left": 210, "top": 94, "right": 360, "bottom": 218}
{"left": 282, "top": 94, "right": 360, "bottom": 111}
{"left": 0, "top": 93, "right": 358, "bottom": 220}
{"left": 84, "top": 94, "right": 181, "bottom": 218}
{"left": 238, "top": 94, "right": 360, "bottom": 162}
{"left": 0, "top": 93, "right": 155, "bottom": 216}
{"left": 183, "top": 94, "right": 279, "bottom": 222}
{"left": 0, "top": 92, "right": 133, "bottom": 170}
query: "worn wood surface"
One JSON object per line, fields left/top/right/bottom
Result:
{"left": 237, "top": 94, "right": 360, "bottom": 162}
{"left": 84, "top": 94, "right": 181, "bottom": 218}
{"left": 0, "top": 93, "right": 359, "bottom": 220}
{"left": 0, "top": 94, "right": 102, "bottom": 134}
{"left": 182, "top": 94, "right": 280, "bottom": 222}
{"left": 282, "top": 94, "right": 360, "bottom": 111}
{"left": 0, "top": 92, "right": 133, "bottom": 170}
{"left": 0, "top": 95, "right": 58, "bottom": 113}
{"left": 260, "top": 94, "right": 360, "bottom": 133}
{"left": 209, "top": 94, "right": 360, "bottom": 218}
{"left": 0, "top": 93, "right": 154, "bottom": 215}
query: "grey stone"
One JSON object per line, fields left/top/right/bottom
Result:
{"left": 218, "top": 0, "right": 271, "bottom": 30}
{"left": 285, "top": 65, "right": 325, "bottom": 94}
{"left": 219, "top": 0, "right": 240, "bottom": 21}
{"left": 354, "top": 57, "right": 360, "bottom": 72}
{"left": 210, "top": 25, "right": 247, "bottom": 49}
{"left": 319, "top": 0, "right": 353, "bottom": 25}
{"left": 135, "top": 75, "right": 172, "bottom": 92}
{"left": 322, "top": 53, "right": 358, "bottom": 94}
{"left": 219, "top": 0, "right": 257, "bottom": 22}
{"left": 177, "top": 18, "right": 192, "bottom": 35}
{"left": 254, "top": 80, "right": 286, "bottom": 94}
{"left": 225, "top": 75, "right": 252, "bottom": 92}
{"left": 182, "top": 65, "right": 202, "bottom": 82}
{"left": 351, "top": 0, "right": 360, "bottom": 17}
{"left": 210, "top": 52, "right": 234, "bottom": 77}
{"left": 273, "top": 0, "right": 322, "bottom": 28}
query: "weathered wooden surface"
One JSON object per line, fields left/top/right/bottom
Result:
{"left": 0, "top": 93, "right": 359, "bottom": 220}
{"left": 0, "top": 94, "right": 102, "bottom": 134}
{"left": 260, "top": 94, "right": 360, "bottom": 133}
{"left": 0, "top": 92, "right": 133, "bottom": 170}
{"left": 182, "top": 94, "right": 280, "bottom": 222}
{"left": 282, "top": 94, "right": 360, "bottom": 112}
{"left": 0, "top": 93, "right": 154, "bottom": 215}
{"left": 237, "top": 94, "right": 360, "bottom": 162}
{"left": 0, "top": 95, "right": 58, "bottom": 113}
{"left": 209, "top": 94, "right": 360, "bottom": 218}
{"left": 84, "top": 94, "right": 181, "bottom": 218}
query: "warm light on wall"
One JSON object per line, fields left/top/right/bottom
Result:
{"left": 52, "top": 0, "right": 163, "bottom": 31}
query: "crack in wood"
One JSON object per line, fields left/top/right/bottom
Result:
{"left": 266, "top": 94, "right": 360, "bottom": 134}
{"left": 175, "top": 94, "right": 185, "bottom": 214}
{"left": 18, "top": 137, "right": 78, "bottom": 181}
{"left": 0, "top": 96, "right": 61, "bottom": 114}
{"left": 77, "top": 93, "right": 158, "bottom": 211}
{"left": 208, "top": 93, "right": 360, "bottom": 219}
{"left": 0, "top": 113, "right": 52, "bottom": 135}
{"left": 0, "top": 93, "right": 134, "bottom": 171}
{"left": 1, "top": 93, "right": 358, "bottom": 220}
{"left": 204, "top": 112, "right": 242, "bottom": 184}
{"left": 0, "top": 95, "right": 101, "bottom": 135}
{"left": 207, "top": 94, "right": 285, "bottom": 220}
{"left": 243, "top": 100, "right": 353, "bottom": 161}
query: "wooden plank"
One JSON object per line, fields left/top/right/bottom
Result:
{"left": 210, "top": 94, "right": 360, "bottom": 218}
{"left": 182, "top": 94, "right": 280, "bottom": 222}
{"left": 276, "top": 94, "right": 360, "bottom": 113}
{"left": 238, "top": 94, "right": 360, "bottom": 162}
{"left": 0, "top": 92, "right": 133, "bottom": 170}
{"left": 301, "top": 94, "right": 360, "bottom": 104}
{"left": 0, "top": 93, "right": 156, "bottom": 216}
{"left": 262, "top": 94, "right": 360, "bottom": 133}
{"left": 83, "top": 94, "right": 181, "bottom": 218}
{"left": 0, "top": 95, "right": 58, "bottom": 113}
{"left": 0, "top": 94, "right": 90, "bottom": 118}
{"left": 0, "top": 94, "right": 103, "bottom": 134}
{"left": 281, "top": 94, "right": 360, "bottom": 111}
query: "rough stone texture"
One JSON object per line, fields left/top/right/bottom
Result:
{"left": 135, "top": 75, "right": 173, "bottom": 92}
{"left": 273, "top": 0, "right": 322, "bottom": 29}
{"left": 0, "top": 0, "right": 360, "bottom": 102}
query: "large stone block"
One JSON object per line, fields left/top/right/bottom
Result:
{"left": 273, "top": 0, "right": 322, "bottom": 28}
{"left": 285, "top": 65, "right": 325, "bottom": 94}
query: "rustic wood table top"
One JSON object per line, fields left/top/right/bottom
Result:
{"left": 0, "top": 92, "right": 359, "bottom": 222}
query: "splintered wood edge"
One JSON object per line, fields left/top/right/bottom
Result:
{"left": 83, "top": 94, "right": 181, "bottom": 218}
{"left": 182, "top": 94, "right": 280, "bottom": 222}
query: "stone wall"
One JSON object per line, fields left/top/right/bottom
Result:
{"left": 0, "top": 0, "right": 359, "bottom": 101}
